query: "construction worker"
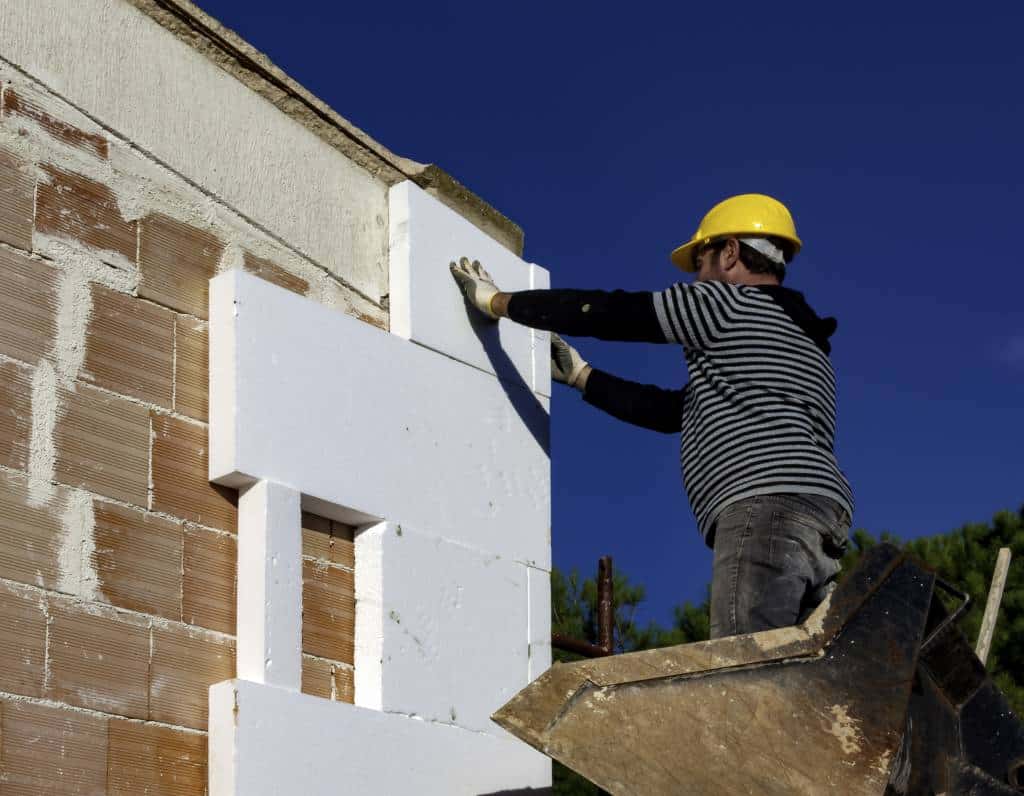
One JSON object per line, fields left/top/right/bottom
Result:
{"left": 451, "top": 194, "right": 854, "bottom": 639}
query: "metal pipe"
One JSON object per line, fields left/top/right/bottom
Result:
{"left": 551, "top": 555, "right": 616, "bottom": 658}
{"left": 551, "top": 633, "right": 612, "bottom": 658}
{"left": 597, "top": 556, "right": 614, "bottom": 654}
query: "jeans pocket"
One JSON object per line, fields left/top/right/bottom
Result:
{"left": 785, "top": 496, "right": 849, "bottom": 559}
{"left": 775, "top": 501, "right": 848, "bottom": 560}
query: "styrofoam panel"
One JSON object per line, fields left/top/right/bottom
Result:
{"left": 236, "top": 480, "right": 302, "bottom": 690}
{"left": 354, "top": 522, "right": 530, "bottom": 737}
{"left": 353, "top": 522, "right": 388, "bottom": 712}
{"left": 209, "top": 270, "right": 551, "bottom": 569}
{"left": 389, "top": 181, "right": 551, "bottom": 395}
{"left": 210, "top": 680, "right": 551, "bottom": 796}
{"left": 530, "top": 264, "right": 552, "bottom": 398}
{"left": 527, "top": 565, "right": 553, "bottom": 681}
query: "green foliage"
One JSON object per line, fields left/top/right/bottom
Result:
{"left": 549, "top": 505, "right": 1023, "bottom": 793}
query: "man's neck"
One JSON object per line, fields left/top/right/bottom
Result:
{"left": 732, "top": 273, "right": 781, "bottom": 287}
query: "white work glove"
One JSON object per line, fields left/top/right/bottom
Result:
{"left": 450, "top": 257, "right": 500, "bottom": 321}
{"left": 551, "top": 333, "right": 590, "bottom": 390}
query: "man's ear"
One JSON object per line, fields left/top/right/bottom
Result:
{"left": 721, "top": 237, "right": 741, "bottom": 272}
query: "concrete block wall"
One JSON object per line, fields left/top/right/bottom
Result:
{"left": 0, "top": 53, "right": 377, "bottom": 795}
{"left": 1, "top": 0, "right": 544, "bottom": 791}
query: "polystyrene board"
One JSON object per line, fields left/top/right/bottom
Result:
{"left": 209, "top": 680, "right": 550, "bottom": 796}
{"left": 527, "top": 565, "right": 553, "bottom": 681}
{"left": 236, "top": 481, "right": 302, "bottom": 690}
{"left": 356, "top": 522, "right": 529, "bottom": 738}
{"left": 389, "top": 181, "right": 551, "bottom": 395}
{"left": 530, "top": 264, "right": 552, "bottom": 398}
{"left": 209, "top": 270, "right": 551, "bottom": 569}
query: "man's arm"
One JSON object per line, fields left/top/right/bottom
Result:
{"left": 552, "top": 333, "right": 682, "bottom": 434}
{"left": 497, "top": 289, "right": 666, "bottom": 343}
{"left": 583, "top": 369, "right": 684, "bottom": 434}
{"left": 450, "top": 257, "right": 666, "bottom": 343}
{"left": 451, "top": 257, "right": 733, "bottom": 351}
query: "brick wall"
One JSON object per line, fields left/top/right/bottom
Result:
{"left": 0, "top": 69, "right": 374, "bottom": 793}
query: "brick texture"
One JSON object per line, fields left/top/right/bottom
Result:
{"left": 182, "top": 524, "right": 236, "bottom": 634}
{"left": 302, "top": 559, "right": 355, "bottom": 664}
{"left": 0, "top": 698, "right": 108, "bottom": 795}
{"left": 93, "top": 501, "right": 182, "bottom": 620}
{"left": 36, "top": 164, "right": 136, "bottom": 263}
{"left": 0, "top": 469, "right": 62, "bottom": 589}
{"left": 149, "top": 623, "right": 234, "bottom": 730}
{"left": 301, "top": 655, "right": 354, "bottom": 703}
{"left": 0, "top": 248, "right": 58, "bottom": 367}
{"left": 302, "top": 512, "right": 356, "bottom": 570}
{"left": 151, "top": 412, "right": 237, "bottom": 531}
{"left": 54, "top": 382, "right": 150, "bottom": 506}
{"left": 139, "top": 213, "right": 223, "bottom": 318}
{"left": 3, "top": 88, "right": 109, "bottom": 159}
{"left": 301, "top": 512, "right": 331, "bottom": 557}
{"left": 0, "top": 147, "right": 34, "bottom": 251}
{"left": 45, "top": 599, "right": 150, "bottom": 718}
{"left": 82, "top": 284, "right": 174, "bottom": 407}
{"left": 243, "top": 251, "right": 309, "bottom": 296}
{"left": 107, "top": 718, "right": 207, "bottom": 796}
{"left": 0, "top": 359, "right": 32, "bottom": 471}
{"left": 174, "top": 315, "right": 208, "bottom": 421}
{"left": 0, "top": 582, "right": 46, "bottom": 697}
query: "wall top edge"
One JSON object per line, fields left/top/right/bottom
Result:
{"left": 124, "top": 0, "right": 524, "bottom": 256}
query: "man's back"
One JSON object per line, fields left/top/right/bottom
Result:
{"left": 653, "top": 280, "right": 853, "bottom": 541}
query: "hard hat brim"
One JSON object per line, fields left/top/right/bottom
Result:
{"left": 670, "top": 239, "right": 703, "bottom": 273}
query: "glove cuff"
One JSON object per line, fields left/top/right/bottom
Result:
{"left": 567, "top": 361, "right": 590, "bottom": 390}
{"left": 484, "top": 291, "right": 501, "bottom": 320}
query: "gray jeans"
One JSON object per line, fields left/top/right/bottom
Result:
{"left": 709, "top": 494, "right": 851, "bottom": 639}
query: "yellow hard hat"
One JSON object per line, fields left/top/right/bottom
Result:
{"left": 670, "top": 193, "right": 803, "bottom": 272}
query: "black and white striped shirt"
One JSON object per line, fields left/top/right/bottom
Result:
{"left": 507, "top": 281, "right": 854, "bottom": 541}
{"left": 652, "top": 281, "right": 853, "bottom": 538}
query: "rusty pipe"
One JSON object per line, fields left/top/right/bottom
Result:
{"left": 597, "top": 555, "right": 614, "bottom": 653}
{"left": 551, "top": 555, "right": 616, "bottom": 659}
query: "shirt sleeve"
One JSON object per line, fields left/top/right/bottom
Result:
{"left": 651, "top": 280, "right": 732, "bottom": 349}
{"left": 506, "top": 288, "right": 666, "bottom": 343}
{"left": 582, "top": 368, "right": 684, "bottom": 434}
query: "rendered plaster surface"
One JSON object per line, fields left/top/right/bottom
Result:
{"left": 123, "top": 0, "right": 526, "bottom": 255}
{"left": 0, "top": 0, "right": 389, "bottom": 300}
{"left": 389, "top": 182, "right": 551, "bottom": 395}
{"left": 210, "top": 680, "right": 551, "bottom": 796}
{"left": 353, "top": 521, "right": 532, "bottom": 739}
{"left": 209, "top": 270, "right": 551, "bottom": 569}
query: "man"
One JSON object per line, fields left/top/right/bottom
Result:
{"left": 451, "top": 193, "right": 854, "bottom": 639}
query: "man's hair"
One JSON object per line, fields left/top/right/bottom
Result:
{"left": 737, "top": 238, "right": 787, "bottom": 283}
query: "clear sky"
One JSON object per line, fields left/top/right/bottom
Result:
{"left": 195, "top": 1, "right": 1024, "bottom": 627}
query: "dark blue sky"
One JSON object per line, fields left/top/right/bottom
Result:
{"left": 196, "top": 1, "right": 1024, "bottom": 627}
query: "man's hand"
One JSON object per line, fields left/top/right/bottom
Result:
{"left": 551, "top": 333, "right": 591, "bottom": 390}
{"left": 450, "top": 257, "right": 501, "bottom": 320}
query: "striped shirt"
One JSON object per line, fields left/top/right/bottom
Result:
{"left": 507, "top": 282, "right": 854, "bottom": 542}
{"left": 651, "top": 281, "right": 853, "bottom": 539}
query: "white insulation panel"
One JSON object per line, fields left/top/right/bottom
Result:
{"left": 210, "top": 680, "right": 551, "bottom": 796}
{"left": 354, "top": 521, "right": 531, "bottom": 738}
{"left": 389, "top": 181, "right": 551, "bottom": 396}
{"left": 209, "top": 269, "right": 551, "bottom": 569}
